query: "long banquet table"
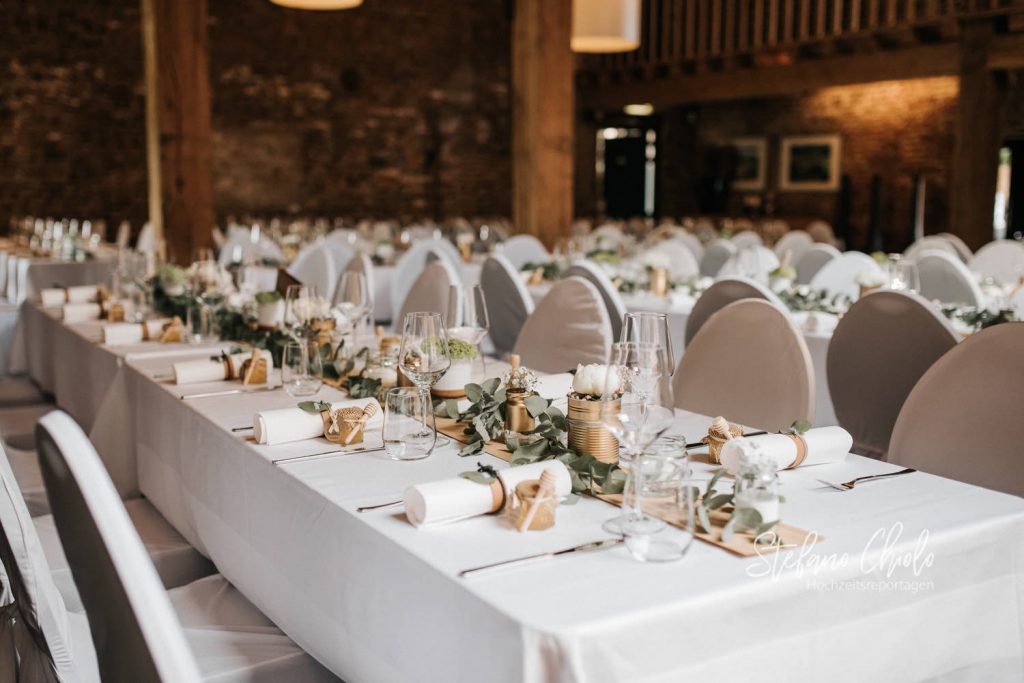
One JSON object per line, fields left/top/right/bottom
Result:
{"left": 18, "top": 301, "right": 1024, "bottom": 682}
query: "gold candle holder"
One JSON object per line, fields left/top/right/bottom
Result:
{"left": 504, "top": 388, "right": 536, "bottom": 435}
{"left": 649, "top": 267, "right": 669, "bottom": 296}
{"left": 567, "top": 396, "right": 619, "bottom": 464}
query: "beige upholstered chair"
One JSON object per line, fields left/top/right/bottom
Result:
{"left": 673, "top": 299, "right": 814, "bottom": 432}
{"left": 889, "top": 323, "right": 1024, "bottom": 497}
{"left": 564, "top": 261, "right": 628, "bottom": 341}
{"left": 827, "top": 291, "right": 958, "bottom": 459}
{"left": 795, "top": 243, "right": 840, "bottom": 284}
{"left": 514, "top": 277, "right": 612, "bottom": 373}
{"left": 773, "top": 230, "right": 813, "bottom": 264}
{"left": 917, "top": 250, "right": 985, "bottom": 306}
{"left": 339, "top": 252, "right": 374, "bottom": 308}
{"left": 699, "top": 239, "right": 737, "bottom": 278}
{"left": 684, "top": 277, "right": 786, "bottom": 346}
{"left": 479, "top": 255, "right": 535, "bottom": 356}
{"left": 968, "top": 240, "right": 1024, "bottom": 286}
{"left": 396, "top": 260, "right": 461, "bottom": 327}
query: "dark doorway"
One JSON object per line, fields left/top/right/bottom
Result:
{"left": 599, "top": 128, "right": 656, "bottom": 219}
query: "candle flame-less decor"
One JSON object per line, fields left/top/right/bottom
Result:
{"left": 571, "top": 0, "right": 641, "bottom": 53}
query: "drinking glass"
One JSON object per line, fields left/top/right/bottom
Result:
{"left": 398, "top": 312, "right": 451, "bottom": 390}
{"left": 620, "top": 312, "right": 675, "bottom": 377}
{"left": 284, "top": 285, "right": 318, "bottom": 340}
{"left": 625, "top": 441, "right": 696, "bottom": 563}
{"left": 382, "top": 387, "right": 436, "bottom": 460}
{"left": 886, "top": 254, "right": 920, "bottom": 293}
{"left": 332, "top": 272, "right": 372, "bottom": 334}
{"left": 282, "top": 340, "right": 323, "bottom": 397}
{"left": 600, "top": 341, "right": 676, "bottom": 536}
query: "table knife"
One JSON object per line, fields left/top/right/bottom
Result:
{"left": 685, "top": 430, "right": 767, "bottom": 450}
{"left": 459, "top": 537, "right": 623, "bottom": 578}
{"left": 179, "top": 385, "right": 279, "bottom": 400}
{"left": 272, "top": 445, "right": 384, "bottom": 464}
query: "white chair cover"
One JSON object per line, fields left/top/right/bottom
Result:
{"left": 889, "top": 323, "right": 1024, "bottom": 497}
{"left": 699, "top": 239, "right": 737, "bottom": 278}
{"left": 479, "top": 255, "right": 534, "bottom": 356}
{"left": 389, "top": 239, "right": 463, "bottom": 319}
{"left": 937, "top": 233, "right": 973, "bottom": 262}
{"left": 499, "top": 235, "right": 550, "bottom": 269}
{"left": 320, "top": 241, "right": 354, "bottom": 284}
{"left": 827, "top": 291, "right": 958, "bottom": 459}
{"left": 809, "top": 251, "right": 882, "bottom": 301}
{"left": 673, "top": 300, "right": 815, "bottom": 432}
{"left": 903, "top": 235, "right": 960, "bottom": 262}
{"left": 773, "top": 230, "right": 813, "bottom": 264}
{"left": 652, "top": 240, "right": 700, "bottom": 279}
{"left": 564, "top": 261, "right": 628, "bottom": 341}
{"left": 339, "top": 252, "right": 375, "bottom": 311}
{"left": 514, "top": 277, "right": 612, "bottom": 373}
{"left": 115, "top": 221, "right": 132, "bottom": 250}
{"left": 591, "top": 224, "right": 626, "bottom": 250}
{"left": 286, "top": 244, "right": 337, "bottom": 301}
{"left": 684, "top": 277, "right": 786, "bottom": 346}
{"left": 917, "top": 250, "right": 985, "bottom": 306}
{"left": 731, "top": 230, "right": 763, "bottom": 250}
{"left": 217, "top": 232, "right": 285, "bottom": 268}
{"left": 671, "top": 232, "right": 704, "bottom": 262}
{"left": 136, "top": 223, "right": 157, "bottom": 254}
{"left": 397, "top": 260, "right": 462, "bottom": 327}
{"left": 969, "top": 239, "right": 1024, "bottom": 286}
{"left": 795, "top": 243, "right": 841, "bottom": 284}
{"left": 716, "top": 246, "right": 779, "bottom": 282}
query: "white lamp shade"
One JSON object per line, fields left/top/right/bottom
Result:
{"left": 270, "top": 0, "right": 363, "bottom": 9}
{"left": 572, "top": 0, "right": 641, "bottom": 53}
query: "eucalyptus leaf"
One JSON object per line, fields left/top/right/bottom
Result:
{"left": 697, "top": 504, "right": 712, "bottom": 534}
{"left": 704, "top": 493, "right": 733, "bottom": 511}
{"left": 721, "top": 517, "right": 736, "bottom": 544}
{"left": 524, "top": 394, "right": 549, "bottom": 418}
{"left": 789, "top": 419, "right": 812, "bottom": 435}
{"left": 297, "top": 400, "right": 330, "bottom": 414}
{"left": 730, "top": 507, "right": 763, "bottom": 531}
{"left": 459, "top": 471, "right": 494, "bottom": 485}
{"left": 445, "top": 399, "right": 460, "bottom": 419}
{"left": 464, "top": 383, "right": 484, "bottom": 404}
{"left": 480, "top": 377, "right": 501, "bottom": 396}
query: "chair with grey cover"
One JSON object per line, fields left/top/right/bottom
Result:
{"left": 564, "top": 261, "right": 628, "bottom": 341}
{"left": 479, "top": 255, "right": 534, "bottom": 356}
{"left": 514, "top": 277, "right": 612, "bottom": 373}
{"left": 683, "top": 277, "right": 786, "bottom": 346}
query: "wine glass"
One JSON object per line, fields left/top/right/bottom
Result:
{"left": 887, "top": 254, "right": 920, "bottom": 293}
{"left": 332, "top": 272, "right": 372, "bottom": 336}
{"left": 446, "top": 285, "right": 489, "bottom": 374}
{"left": 398, "top": 312, "right": 451, "bottom": 453}
{"left": 620, "top": 312, "right": 676, "bottom": 377}
{"left": 600, "top": 341, "right": 676, "bottom": 536}
{"left": 284, "top": 285, "right": 318, "bottom": 340}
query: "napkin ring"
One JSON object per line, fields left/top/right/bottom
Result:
{"left": 159, "top": 317, "right": 183, "bottom": 343}
{"left": 239, "top": 350, "right": 268, "bottom": 385}
{"left": 784, "top": 433, "right": 808, "bottom": 468}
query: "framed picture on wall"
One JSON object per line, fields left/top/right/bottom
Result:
{"left": 730, "top": 137, "right": 767, "bottom": 191}
{"left": 779, "top": 134, "right": 842, "bottom": 191}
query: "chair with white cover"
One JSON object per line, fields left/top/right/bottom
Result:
{"left": 136, "top": 222, "right": 157, "bottom": 254}
{"left": 699, "top": 239, "right": 737, "bottom": 278}
{"left": 480, "top": 255, "right": 534, "bottom": 356}
{"left": 338, "top": 252, "right": 375, "bottom": 308}
{"left": 937, "top": 233, "right": 973, "bottom": 262}
{"left": 683, "top": 277, "right": 786, "bottom": 346}
{"left": 827, "top": 291, "right": 958, "bottom": 459}
{"left": 499, "top": 235, "right": 550, "bottom": 270}
{"left": 35, "top": 411, "right": 337, "bottom": 682}
{"left": 673, "top": 300, "right": 814, "bottom": 432}
{"left": 651, "top": 240, "right": 700, "bottom": 279}
{"left": 716, "top": 246, "right": 779, "bottom": 281}
{"left": 396, "top": 260, "right": 462, "bottom": 327}
{"left": 591, "top": 223, "right": 626, "bottom": 250}
{"left": 810, "top": 251, "right": 882, "bottom": 301}
{"left": 670, "top": 232, "right": 704, "bottom": 262}
{"left": 795, "top": 243, "right": 841, "bottom": 284}
{"left": 969, "top": 239, "right": 1024, "bottom": 286}
{"left": 286, "top": 244, "right": 337, "bottom": 301}
{"left": 389, "top": 239, "right": 463, "bottom": 319}
{"left": 917, "top": 250, "right": 985, "bottom": 306}
{"left": 513, "top": 277, "right": 612, "bottom": 373}
{"left": 903, "top": 235, "right": 961, "bottom": 262}
{"left": 731, "top": 230, "right": 763, "bottom": 250}
{"left": 773, "top": 230, "right": 814, "bottom": 263}
{"left": 564, "top": 261, "right": 628, "bottom": 341}
{"left": 889, "top": 323, "right": 1024, "bottom": 497}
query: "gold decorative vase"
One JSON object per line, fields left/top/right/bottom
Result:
{"left": 649, "top": 267, "right": 669, "bottom": 296}
{"left": 567, "top": 396, "right": 619, "bottom": 464}
{"left": 504, "top": 389, "right": 536, "bottom": 435}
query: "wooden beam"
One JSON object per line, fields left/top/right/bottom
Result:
{"left": 143, "top": 0, "right": 214, "bottom": 264}
{"left": 579, "top": 42, "right": 959, "bottom": 108}
{"left": 951, "top": 20, "right": 1006, "bottom": 250}
{"left": 513, "top": 0, "right": 574, "bottom": 247}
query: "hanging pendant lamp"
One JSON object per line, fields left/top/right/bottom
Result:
{"left": 571, "top": 0, "right": 641, "bottom": 53}
{"left": 270, "top": 0, "right": 362, "bottom": 9}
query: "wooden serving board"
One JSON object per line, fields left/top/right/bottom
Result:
{"left": 435, "top": 416, "right": 821, "bottom": 557}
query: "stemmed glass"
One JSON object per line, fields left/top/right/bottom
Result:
{"left": 600, "top": 341, "right": 676, "bottom": 536}
{"left": 284, "top": 285, "right": 320, "bottom": 341}
{"left": 446, "top": 285, "right": 489, "bottom": 374}
{"left": 620, "top": 312, "right": 675, "bottom": 377}
{"left": 332, "top": 272, "right": 372, "bottom": 337}
{"left": 398, "top": 312, "right": 452, "bottom": 453}
{"left": 886, "top": 254, "right": 920, "bottom": 293}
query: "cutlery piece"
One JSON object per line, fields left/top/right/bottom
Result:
{"left": 232, "top": 425, "right": 253, "bottom": 432}
{"left": 460, "top": 537, "right": 623, "bottom": 578}
{"left": 356, "top": 500, "right": 404, "bottom": 513}
{"left": 179, "top": 386, "right": 279, "bottom": 400}
{"left": 817, "top": 468, "right": 917, "bottom": 491}
{"left": 151, "top": 374, "right": 175, "bottom": 382}
{"left": 272, "top": 445, "right": 384, "bottom": 465}
{"left": 684, "top": 430, "right": 767, "bottom": 450}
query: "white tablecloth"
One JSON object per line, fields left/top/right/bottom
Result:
{"left": 19, "top": 301, "right": 1024, "bottom": 682}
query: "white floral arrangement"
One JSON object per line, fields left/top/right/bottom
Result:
{"left": 374, "top": 240, "right": 395, "bottom": 262}
{"left": 638, "top": 250, "right": 673, "bottom": 271}
{"left": 855, "top": 269, "right": 887, "bottom": 288}
{"left": 571, "top": 363, "right": 622, "bottom": 399}
{"left": 290, "top": 296, "right": 332, "bottom": 322}
{"left": 188, "top": 260, "right": 234, "bottom": 296}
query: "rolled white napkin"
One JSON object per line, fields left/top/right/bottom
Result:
{"left": 62, "top": 302, "right": 102, "bottom": 323}
{"left": 253, "top": 398, "right": 381, "bottom": 446}
{"left": 534, "top": 373, "right": 574, "bottom": 400}
{"left": 719, "top": 426, "right": 852, "bottom": 475}
{"left": 103, "top": 319, "right": 168, "bottom": 346}
{"left": 174, "top": 349, "right": 274, "bottom": 385}
{"left": 42, "top": 285, "right": 97, "bottom": 307}
{"left": 404, "top": 460, "right": 572, "bottom": 528}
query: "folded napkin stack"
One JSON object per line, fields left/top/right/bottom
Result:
{"left": 719, "top": 426, "right": 852, "bottom": 475}
{"left": 404, "top": 460, "right": 572, "bottom": 528}
{"left": 42, "top": 285, "right": 97, "bottom": 307}
{"left": 254, "top": 398, "right": 381, "bottom": 446}
{"left": 174, "top": 349, "right": 275, "bottom": 385}
{"left": 103, "top": 319, "right": 170, "bottom": 346}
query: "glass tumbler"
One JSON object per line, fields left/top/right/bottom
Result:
{"left": 624, "top": 442, "right": 697, "bottom": 563}
{"left": 282, "top": 340, "right": 323, "bottom": 397}
{"left": 383, "top": 387, "right": 436, "bottom": 461}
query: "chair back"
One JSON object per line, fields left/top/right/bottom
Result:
{"left": 499, "top": 235, "right": 550, "bottom": 270}
{"left": 514, "top": 277, "right": 612, "bottom": 373}
{"left": 684, "top": 277, "right": 786, "bottom": 346}
{"left": 917, "top": 250, "right": 985, "bottom": 306}
{"left": 716, "top": 246, "right": 779, "bottom": 281}
{"left": 806, "top": 220, "right": 838, "bottom": 246}
{"left": 673, "top": 300, "right": 814, "bottom": 432}
{"left": 397, "top": 260, "right": 462, "bottom": 326}
{"left": 389, "top": 239, "right": 463, "bottom": 318}
{"left": 903, "top": 235, "right": 961, "bottom": 263}
{"left": 671, "top": 232, "right": 704, "bottom": 262}
{"left": 339, "top": 252, "right": 375, "bottom": 310}
{"left": 827, "top": 291, "right": 958, "bottom": 458}
{"left": 936, "top": 233, "right": 973, "bottom": 262}
{"left": 699, "top": 239, "right": 736, "bottom": 277}
{"left": 652, "top": 240, "right": 700, "bottom": 279}
{"left": 969, "top": 239, "right": 1024, "bottom": 286}
{"left": 731, "top": 230, "right": 763, "bottom": 250}
{"left": 286, "top": 244, "right": 338, "bottom": 301}
{"left": 809, "top": 251, "right": 882, "bottom": 301}
{"left": 564, "top": 261, "right": 628, "bottom": 341}
{"left": 36, "top": 411, "right": 202, "bottom": 683}
{"left": 479, "top": 255, "right": 534, "bottom": 355}
{"left": 773, "top": 230, "right": 813, "bottom": 263}
{"left": 889, "top": 323, "right": 1024, "bottom": 497}
{"left": 795, "top": 243, "right": 840, "bottom": 284}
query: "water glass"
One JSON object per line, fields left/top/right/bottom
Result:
{"left": 625, "top": 444, "right": 696, "bottom": 563}
{"left": 620, "top": 312, "right": 675, "bottom": 377}
{"left": 887, "top": 254, "right": 920, "bottom": 293}
{"left": 282, "top": 340, "right": 323, "bottom": 397}
{"left": 186, "top": 301, "right": 218, "bottom": 343}
{"left": 383, "top": 387, "right": 435, "bottom": 460}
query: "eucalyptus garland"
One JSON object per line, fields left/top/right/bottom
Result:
{"left": 940, "top": 304, "right": 1018, "bottom": 331}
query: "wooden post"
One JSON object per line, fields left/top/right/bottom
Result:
{"left": 513, "top": 0, "right": 574, "bottom": 248}
{"left": 142, "top": 0, "right": 215, "bottom": 263}
{"left": 951, "top": 20, "right": 1006, "bottom": 251}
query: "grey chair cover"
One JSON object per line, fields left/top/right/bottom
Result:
{"left": 564, "top": 261, "right": 628, "bottom": 341}
{"left": 480, "top": 255, "right": 535, "bottom": 355}
{"left": 499, "top": 235, "right": 550, "bottom": 269}
{"left": 795, "top": 243, "right": 841, "bottom": 284}
{"left": 397, "top": 260, "right": 461, "bottom": 327}
{"left": 968, "top": 240, "right": 1024, "bottom": 286}
{"left": 773, "top": 230, "right": 813, "bottom": 263}
{"left": 917, "top": 250, "right": 985, "bottom": 306}
{"left": 684, "top": 277, "right": 786, "bottom": 346}
{"left": 513, "top": 277, "right": 612, "bottom": 373}
{"left": 699, "top": 239, "right": 736, "bottom": 278}
{"left": 809, "top": 251, "right": 882, "bottom": 301}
